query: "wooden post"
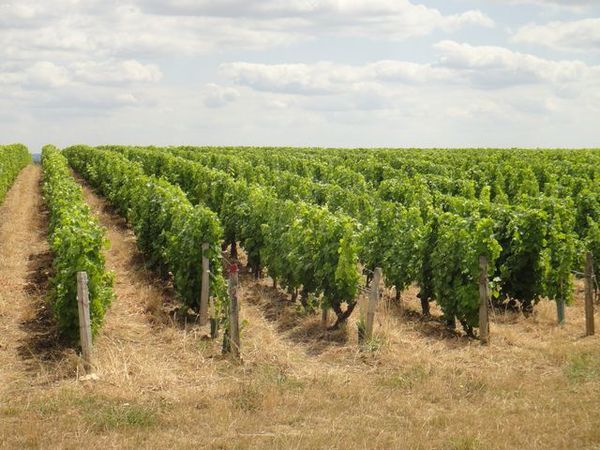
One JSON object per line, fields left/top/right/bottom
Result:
{"left": 585, "top": 252, "right": 595, "bottom": 336}
{"left": 199, "top": 243, "right": 210, "bottom": 326}
{"left": 478, "top": 256, "right": 490, "bottom": 345}
{"left": 209, "top": 297, "right": 218, "bottom": 339}
{"left": 358, "top": 292, "right": 367, "bottom": 343}
{"left": 365, "top": 268, "right": 382, "bottom": 342}
{"left": 227, "top": 263, "right": 241, "bottom": 359}
{"left": 395, "top": 289, "right": 404, "bottom": 314}
{"left": 321, "top": 307, "right": 329, "bottom": 328}
{"left": 556, "top": 299, "right": 566, "bottom": 325}
{"left": 77, "top": 272, "right": 93, "bottom": 369}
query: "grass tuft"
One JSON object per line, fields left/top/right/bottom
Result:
{"left": 377, "top": 365, "right": 431, "bottom": 390}
{"left": 565, "top": 352, "right": 600, "bottom": 383}
{"left": 92, "top": 402, "right": 156, "bottom": 430}
{"left": 450, "top": 435, "right": 480, "bottom": 450}
{"left": 231, "top": 383, "right": 264, "bottom": 412}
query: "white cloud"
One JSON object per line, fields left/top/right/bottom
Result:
{"left": 513, "top": 18, "right": 600, "bottom": 51}
{"left": 0, "top": 2, "right": 38, "bottom": 23}
{"left": 504, "top": 0, "right": 589, "bottom": 12}
{"left": 0, "top": 0, "right": 493, "bottom": 68}
{"left": 135, "top": 0, "right": 494, "bottom": 41}
{"left": 220, "top": 60, "right": 453, "bottom": 96}
{"left": 0, "top": 2, "right": 301, "bottom": 64}
{"left": 434, "top": 40, "right": 593, "bottom": 87}
{"left": 221, "top": 62, "right": 345, "bottom": 95}
{"left": 221, "top": 42, "right": 598, "bottom": 98}
{"left": 0, "top": 60, "right": 162, "bottom": 88}
{"left": 0, "top": 61, "right": 69, "bottom": 89}
{"left": 202, "top": 83, "right": 240, "bottom": 108}
{"left": 26, "top": 61, "right": 71, "bottom": 88}
{"left": 71, "top": 60, "right": 163, "bottom": 85}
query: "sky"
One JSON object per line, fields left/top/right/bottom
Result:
{"left": 1, "top": 0, "right": 599, "bottom": 151}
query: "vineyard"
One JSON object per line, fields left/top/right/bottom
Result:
{"left": 65, "top": 145, "right": 599, "bottom": 337}
{"left": 0, "top": 144, "right": 599, "bottom": 449}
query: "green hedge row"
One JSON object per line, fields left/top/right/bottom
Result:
{"left": 0, "top": 143, "right": 31, "bottom": 204}
{"left": 41, "top": 145, "right": 113, "bottom": 342}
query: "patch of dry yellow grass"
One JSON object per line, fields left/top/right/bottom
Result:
{"left": 0, "top": 173, "right": 599, "bottom": 449}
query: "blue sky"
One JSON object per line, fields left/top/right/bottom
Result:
{"left": 1, "top": 0, "right": 599, "bottom": 151}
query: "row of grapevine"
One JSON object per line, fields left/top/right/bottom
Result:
{"left": 75, "top": 146, "right": 362, "bottom": 327}
{"left": 0, "top": 143, "right": 31, "bottom": 204}
{"left": 141, "top": 146, "right": 599, "bottom": 202}
{"left": 69, "top": 145, "right": 598, "bottom": 336}
{"left": 139, "top": 146, "right": 591, "bottom": 326}
{"left": 155, "top": 146, "right": 580, "bottom": 321}
{"left": 41, "top": 145, "right": 113, "bottom": 341}
{"left": 99, "top": 146, "right": 508, "bottom": 332}
{"left": 62, "top": 146, "right": 226, "bottom": 312}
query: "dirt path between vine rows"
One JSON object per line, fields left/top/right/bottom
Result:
{"left": 78, "top": 181, "right": 211, "bottom": 389}
{"left": 0, "top": 165, "right": 53, "bottom": 397}
{"left": 78, "top": 179, "right": 315, "bottom": 402}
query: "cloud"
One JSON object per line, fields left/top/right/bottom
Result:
{"left": 202, "top": 83, "right": 240, "bottom": 108}
{"left": 0, "top": 0, "right": 493, "bottom": 67}
{"left": 135, "top": 0, "right": 494, "bottom": 40}
{"left": 0, "top": 60, "right": 163, "bottom": 88}
{"left": 219, "top": 60, "right": 453, "bottom": 96}
{"left": 71, "top": 60, "right": 163, "bottom": 85}
{"left": 221, "top": 41, "right": 598, "bottom": 98}
{"left": 221, "top": 62, "right": 345, "bottom": 95}
{"left": 0, "top": 2, "right": 301, "bottom": 64}
{"left": 513, "top": 18, "right": 600, "bottom": 51}
{"left": 504, "top": 0, "right": 589, "bottom": 12}
{"left": 0, "top": 61, "right": 70, "bottom": 89}
{"left": 434, "top": 40, "right": 593, "bottom": 87}
{"left": 24, "top": 61, "right": 70, "bottom": 88}
{"left": 0, "top": 0, "right": 494, "bottom": 122}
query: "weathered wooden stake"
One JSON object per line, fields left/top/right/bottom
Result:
{"left": 395, "top": 289, "right": 404, "bottom": 314}
{"left": 358, "top": 292, "right": 367, "bottom": 342}
{"left": 199, "top": 243, "right": 210, "bottom": 326}
{"left": 365, "top": 268, "right": 382, "bottom": 342}
{"left": 209, "top": 297, "right": 218, "bottom": 339}
{"left": 227, "top": 263, "right": 241, "bottom": 359}
{"left": 77, "top": 271, "right": 93, "bottom": 369}
{"left": 321, "top": 307, "right": 329, "bottom": 327}
{"left": 478, "top": 256, "right": 490, "bottom": 345}
{"left": 585, "top": 252, "right": 595, "bottom": 336}
{"left": 556, "top": 298, "right": 566, "bottom": 325}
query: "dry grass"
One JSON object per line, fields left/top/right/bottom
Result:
{"left": 0, "top": 169, "right": 599, "bottom": 449}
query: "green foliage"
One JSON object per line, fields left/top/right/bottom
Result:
{"left": 72, "top": 144, "right": 600, "bottom": 333}
{"left": 362, "top": 202, "right": 428, "bottom": 295}
{"left": 41, "top": 145, "right": 113, "bottom": 341}
{"left": 103, "top": 146, "right": 362, "bottom": 323}
{"left": 0, "top": 143, "right": 31, "bottom": 204}
{"left": 432, "top": 214, "right": 501, "bottom": 329}
{"left": 530, "top": 196, "right": 579, "bottom": 305}
{"left": 586, "top": 219, "right": 600, "bottom": 281}
{"left": 63, "top": 145, "right": 225, "bottom": 310}
{"left": 493, "top": 206, "right": 548, "bottom": 309}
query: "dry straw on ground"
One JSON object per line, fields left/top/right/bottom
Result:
{"left": 0, "top": 167, "right": 599, "bottom": 449}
